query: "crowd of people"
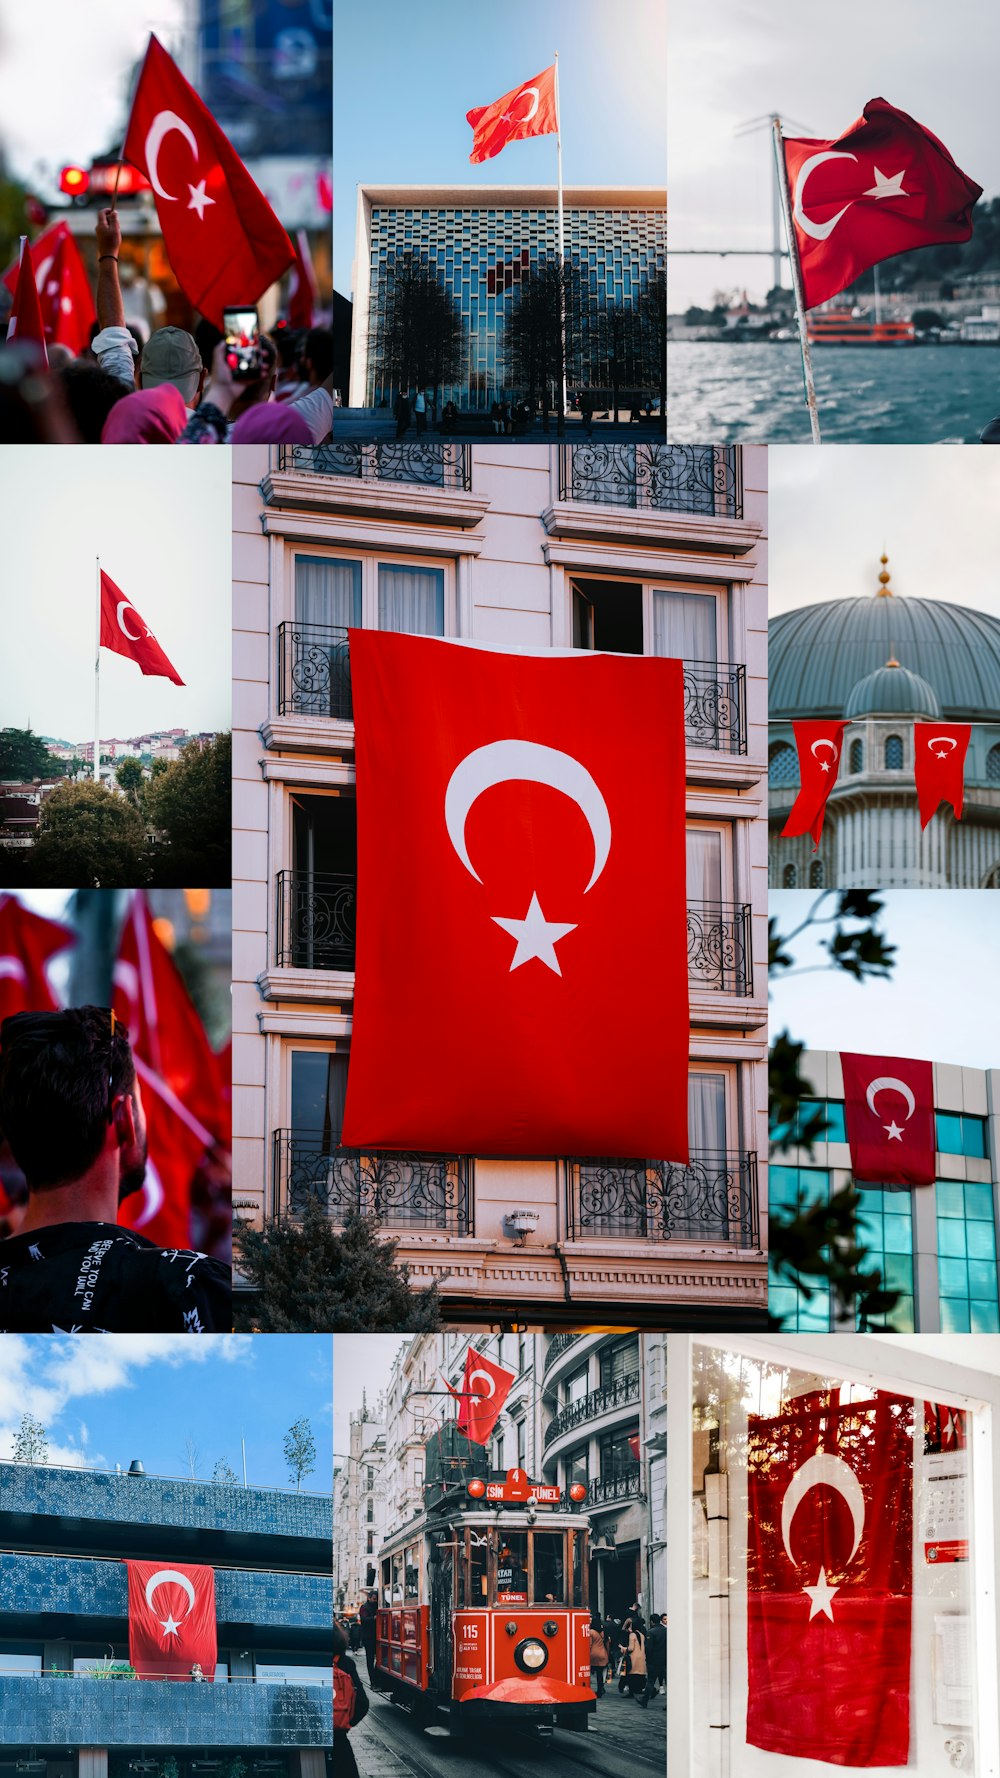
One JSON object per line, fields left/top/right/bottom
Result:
{"left": 1, "top": 210, "right": 334, "bottom": 445}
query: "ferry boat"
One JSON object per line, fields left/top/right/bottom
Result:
{"left": 806, "top": 311, "right": 916, "bottom": 345}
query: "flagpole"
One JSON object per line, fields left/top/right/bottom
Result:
{"left": 94, "top": 556, "right": 101, "bottom": 783}
{"left": 771, "top": 116, "right": 821, "bottom": 445}
{"left": 554, "top": 50, "right": 568, "bottom": 432}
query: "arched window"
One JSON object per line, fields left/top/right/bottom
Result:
{"left": 809, "top": 859, "right": 824, "bottom": 887}
{"left": 885, "top": 734, "right": 904, "bottom": 770}
{"left": 849, "top": 738, "right": 864, "bottom": 774}
{"left": 769, "top": 742, "right": 799, "bottom": 786}
{"left": 987, "top": 744, "right": 1000, "bottom": 783}
{"left": 783, "top": 864, "right": 798, "bottom": 888}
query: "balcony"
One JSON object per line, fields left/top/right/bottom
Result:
{"left": 566, "top": 1150, "right": 759, "bottom": 1245}
{"left": 544, "top": 1333, "right": 583, "bottom": 1372}
{"left": 544, "top": 1372, "right": 640, "bottom": 1448}
{"left": 558, "top": 443, "right": 743, "bottom": 518}
{"left": 0, "top": 1673, "right": 331, "bottom": 1747}
{"left": 279, "top": 440, "right": 473, "bottom": 490}
{"left": 272, "top": 1130, "right": 473, "bottom": 1233}
{"left": 0, "top": 1552, "right": 332, "bottom": 1634}
{"left": 687, "top": 901, "right": 752, "bottom": 994}
{"left": 683, "top": 659, "right": 746, "bottom": 754}
{"left": 589, "top": 1465, "right": 643, "bottom": 1507}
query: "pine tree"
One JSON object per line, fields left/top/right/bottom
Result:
{"left": 283, "top": 1416, "right": 317, "bottom": 1491}
{"left": 233, "top": 1198, "right": 441, "bottom": 1332}
{"left": 212, "top": 1457, "right": 239, "bottom": 1484}
{"left": 12, "top": 1412, "right": 48, "bottom": 1464}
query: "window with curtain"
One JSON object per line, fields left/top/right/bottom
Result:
{"left": 599, "top": 1337, "right": 640, "bottom": 1389}
{"left": 686, "top": 828, "right": 724, "bottom": 906}
{"left": 294, "top": 557, "right": 361, "bottom": 627}
{"left": 849, "top": 738, "right": 864, "bottom": 773}
{"left": 885, "top": 734, "right": 904, "bottom": 769}
{"left": 689, "top": 1073, "right": 727, "bottom": 1156}
{"left": 378, "top": 564, "right": 445, "bottom": 634}
{"left": 290, "top": 558, "right": 360, "bottom": 718}
{"left": 651, "top": 587, "right": 718, "bottom": 666}
{"left": 290, "top": 1051, "right": 349, "bottom": 1151}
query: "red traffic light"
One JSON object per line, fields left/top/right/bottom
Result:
{"left": 568, "top": 1483, "right": 588, "bottom": 1503}
{"left": 467, "top": 1478, "right": 487, "bottom": 1498}
{"left": 59, "top": 166, "right": 90, "bottom": 196}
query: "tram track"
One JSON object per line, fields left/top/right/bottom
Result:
{"left": 360, "top": 1687, "right": 666, "bottom": 1778}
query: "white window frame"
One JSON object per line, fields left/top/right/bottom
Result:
{"left": 564, "top": 571, "right": 730, "bottom": 668}
{"left": 278, "top": 541, "right": 459, "bottom": 636}
{"left": 686, "top": 818, "right": 736, "bottom": 906}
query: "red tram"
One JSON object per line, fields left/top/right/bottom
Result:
{"left": 374, "top": 1436, "right": 595, "bottom": 1735}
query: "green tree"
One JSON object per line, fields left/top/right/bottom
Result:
{"left": 143, "top": 733, "right": 231, "bottom": 886}
{"left": 370, "top": 250, "right": 466, "bottom": 407}
{"left": 283, "top": 1416, "right": 317, "bottom": 1492}
{"left": 233, "top": 1198, "right": 441, "bottom": 1332}
{"left": 504, "top": 258, "right": 577, "bottom": 433}
{"left": 31, "top": 781, "right": 146, "bottom": 887}
{"left": 0, "top": 727, "right": 65, "bottom": 781}
{"left": 149, "top": 757, "right": 169, "bottom": 778}
{"left": 12, "top": 1412, "right": 48, "bottom": 1464}
{"left": 212, "top": 1457, "right": 239, "bottom": 1484}
{"left": 115, "top": 757, "right": 145, "bottom": 809}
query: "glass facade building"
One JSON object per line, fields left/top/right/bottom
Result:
{"left": 348, "top": 185, "right": 666, "bottom": 410}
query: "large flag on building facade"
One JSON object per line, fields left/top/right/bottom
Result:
{"left": 447, "top": 1347, "right": 516, "bottom": 1445}
{"left": 783, "top": 99, "right": 982, "bottom": 310}
{"left": 123, "top": 34, "right": 294, "bottom": 329}
{"left": 779, "top": 720, "right": 847, "bottom": 848}
{"left": 747, "top": 1388, "right": 913, "bottom": 1765}
{"left": 466, "top": 64, "right": 558, "bottom": 164}
{"left": 99, "top": 570, "right": 184, "bottom": 684}
{"left": 341, "top": 631, "right": 690, "bottom": 1159}
{"left": 913, "top": 722, "right": 971, "bottom": 829}
{"left": 0, "top": 895, "right": 74, "bottom": 1024}
{"left": 125, "top": 1560, "right": 217, "bottom": 1679}
{"left": 841, "top": 1049, "right": 936, "bottom": 1187}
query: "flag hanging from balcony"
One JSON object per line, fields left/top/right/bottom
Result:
{"left": 747, "top": 1387, "right": 913, "bottom": 1765}
{"left": 779, "top": 721, "right": 847, "bottom": 848}
{"left": 445, "top": 1346, "right": 516, "bottom": 1444}
{"left": 342, "top": 631, "right": 690, "bottom": 1158}
{"left": 125, "top": 1560, "right": 217, "bottom": 1680}
{"left": 99, "top": 571, "right": 185, "bottom": 684}
{"left": 840, "top": 1049, "right": 936, "bottom": 1186}
{"left": 913, "top": 722, "right": 971, "bottom": 829}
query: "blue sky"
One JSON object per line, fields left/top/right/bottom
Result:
{"left": 0, "top": 1336, "right": 332, "bottom": 1491}
{"left": 770, "top": 891, "right": 1000, "bottom": 1071}
{"left": 333, "top": 0, "right": 666, "bottom": 292}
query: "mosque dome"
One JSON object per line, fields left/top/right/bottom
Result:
{"left": 769, "top": 553, "right": 1000, "bottom": 721}
{"left": 844, "top": 658, "right": 941, "bottom": 719}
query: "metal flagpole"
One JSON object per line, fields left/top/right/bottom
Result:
{"left": 771, "top": 116, "right": 821, "bottom": 444}
{"left": 554, "top": 51, "right": 568, "bottom": 431}
{"left": 94, "top": 556, "right": 101, "bottom": 782}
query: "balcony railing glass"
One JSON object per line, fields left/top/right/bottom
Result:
{"left": 543, "top": 1372, "right": 640, "bottom": 1447}
{"left": 558, "top": 443, "right": 742, "bottom": 519}
{"left": 566, "top": 1150, "right": 759, "bottom": 1245}
{"left": 272, "top": 1130, "right": 473, "bottom": 1233}
{"left": 278, "top": 441, "right": 472, "bottom": 489}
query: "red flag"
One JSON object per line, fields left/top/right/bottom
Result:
{"left": 466, "top": 64, "right": 558, "bottom": 165}
{"left": 783, "top": 99, "right": 982, "bottom": 310}
{"left": 123, "top": 35, "right": 294, "bottom": 329}
{"left": 748, "top": 1388, "right": 913, "bottom": 1766}
{"left": 288, "top": 228, "right": 317, "bottom": 329}
{"left": 779, "top": 721, "right": 847, "bottom": 848}
{"left": 455, "top": 1348, "right": 516, "bottom": 1445}
{"left": 125, "top": 1560, "right": 217, "bottom": 1680}
{"left": 841, "top": 1049, "right": 936, "bottom": 1187}
{"left": 0, "top": 894, "right": 74, "bottom": 1024}
{"left": 913, "top": 722, "right": 971, "bottom": 828}
{"left": 99, "top": 570, "right": 184, "bottom": 685}
{"left": 39, "top": 227, "right": 97, "bottom": 357}
{"left": 6, "top": 236, "right": 48, "bottom": 365}
{"left": 340, "top": 632, "right": 690, "bottom": 1159}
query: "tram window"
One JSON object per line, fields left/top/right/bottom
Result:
{"left": 571, "top": 1531, "right": 585, "bottom": 1607}
{"left": 532, "top": 1532, "right": 566, "bottom": 1604}
{"left": 404, "top": 1543, "right": 420, "bottom": 1601}
{"left": 390, "top": 1554, "right": 403, "bottom": 1602}
{"left": 380, "top": 1556, "right": 392, "bottom": 1606}
{"left": 496, "top": 1531, "right": 529, "bottom": 1602}
{"left": 469, "top": 1531, "right": 489, "bottom": 1602}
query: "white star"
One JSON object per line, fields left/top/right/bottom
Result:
{"left": 803, "top": 1566, "right": 839, "bottom": 1621}
{"left": 884, "top": 1120, "right": 905, "bottom": 1141}
{"left": 934, "top": 750, "right": 950, "bottom": 760}
{"left": 863, "top": 166, "right": 910, "bottom": 201}
{"left": 160, "top": 1614, "right": 182, "bottom": 1638}
{"left": 492, "top": 891, "right": 577, "bottom": 975}
{"left": 187, "top": 179, "right": 215, "bottom": 221}
{"left": 819, "top": 761, "right": 831, "bottom": 773}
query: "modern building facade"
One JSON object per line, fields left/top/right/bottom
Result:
{"left": 0, "top": 1457, "right": 333, "bottom": 1775}
{"left": 349, "top": 185, "right": 666, "bottom": 410}
{"left": 769, "top": 556, "right": 1000, "bottom": 887}
{"left": 770, "top": 1048, "right": 1000, "bottom": 1332}
{"left": 233, "top": 439, "right": 768, "bottom": 1325}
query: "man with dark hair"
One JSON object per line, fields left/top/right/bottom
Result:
{"left": 0, "top": 1006, "right": 230, "bottom": 1332}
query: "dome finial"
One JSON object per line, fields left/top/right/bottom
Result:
{"left": 876, "top": 549, "right": 893, "bottom": 596}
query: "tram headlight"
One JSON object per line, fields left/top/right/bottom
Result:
{"left": 515, "top": 1638, "right": 549, "bottom": 1674}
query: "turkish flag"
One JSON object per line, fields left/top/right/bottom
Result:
{"left": 467, "top": 64, "right": 558, "bottom": 165}
{"left": 341, "top": 632, "right": 690, "bottom": 1159}
{"left": 288, "top": 229, "right": 318, "bottom": 329}
{"left": 452, "top": 1348, "right": 515, "bottom": 1445}
{"left": 779, "top": 721, "right": 847, "bottom": 848}
{"left": 6, "top": 236, "right": 48, "bottom": 365}
{"left": 125, "top": 1560, "right": 217, "bottom": 1680}
{"left": 748, "top": 1388, "right": 913, "bottom": 1766}
{"left": 123, "top": 35, "right": 294, "bottom": 329}
{"left": 99, "top": 570, "right": 184, "bottom": 685}
{"left": 913, "top": 722, "right": 971, "bottom": 828}
{"left": 783, "top": 99, "right": 982, "bottom": 310}
{"left": 841, "top": 1049, "right": 936, "bottom": 1186}
{"left": 2, "top": 222, "right": 96, "bottom": 357}
{"left": 0, "top": 894, "right": 74, "bottom": 1025}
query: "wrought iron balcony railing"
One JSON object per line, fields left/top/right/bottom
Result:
{"left": 544, "top": 1332, "right": 582, "bottom": 1371}
{"left": 278, "top": 441, "right": 472, "bottom": 490}
{"left": 589, "top": 1465, "right": 643, "bottom": 1507}
{"left": 687, "top": 900, "right": 752, "bottom": 994}
{"left": 277, "top": 621, "right": 353, "bottom": 720}
{"left": 566, "top": 1150, "right": 759, "bottom": 1245}
{"left": 558, "top": 443, "right": 742, "bottom": 519}
{"left": 277, "top": 870, "right": 356, "bottom": 971}
{"left": 273, "top": 1130, "right": 473, "bottom": 1233}
{"left": 683, "top": 659, "right": 746, "bottom": 753}
{"left": 544, "top": 1372, "right": 640, "bottom": 1447}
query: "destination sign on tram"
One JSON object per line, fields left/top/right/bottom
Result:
{"left": 486, "top": 1480, "right": 562, "bottom": 1502}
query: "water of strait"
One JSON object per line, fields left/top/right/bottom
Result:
{"left": 667, "top": 343, "right": 1000, "bottom": 443}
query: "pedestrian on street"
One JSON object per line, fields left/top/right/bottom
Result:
{"left": 394, "top": 390, "right": 412, "bottom": 438}
{"left": 359, "top": 1589, "right": 379, "bottom": 1680}
{"left": 334, "top": 1619, "right": 369, "bottom": 1778}
{"left": 414, "top": 388, "right": 427, "bottom": 434}
{"left": 605, "top": 1614, "right": 623, "bottom": 1678}
{"left": 637, "top": 1613, "right": 666, "bottom": 1707}
{"left": 619, "top": 1616, "right": 646, "bottom": 1697}
{"left": 589, "top": 1612, "right": 609, "bottom": 1698}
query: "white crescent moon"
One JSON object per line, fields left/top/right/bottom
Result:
{"left": 866, "top": 1076, "right": 916, "bottom": 1122}
{"left": 117, "top": 602, "right": 142, "bottom": 641}
{"left": 145, "top": 109, "right": 199, "bottom": 202}
{"left": 781, "top": 1451, "right": 865, "bottom": 1567}
{"left": 928, "top": 736, "right": 957, "bottom": 753}
{"left": 810, "top": 738, "right": 838, "bottom": 760}
{"left": 793, "top": 151, "right": 858, "bottom": 241}
{"left": 0, "top": 958, "right": 27, "bottom": 981}
{"left": 468, "top": 1368, "right": 497, "bottom": 1399}
{"left": 444, "top": 740, "right": 611, "bottom": 895}
{"left": 145, "top": 1568, "right": 196, "bottom": 1618}
{"left": 512, "top": 86, "right": 540, "bottom": 121}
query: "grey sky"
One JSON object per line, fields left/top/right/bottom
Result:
{"left": 668, "top": 0, "right": 1000, "bottom": 310}
{"left": 769, "top": 891, "right": 1000, "bottom": 1071}
{"left": 334, "top": 1335, "right": 411, "bottom": 1463}
{"left": 0, "top": 449, "right": 231, "bottom": 742}
{"left": 769, "top": 446, "right": 1000, "bottom": 619}
{"left": 0, "top": 0, "right": 186, "bottom": 195}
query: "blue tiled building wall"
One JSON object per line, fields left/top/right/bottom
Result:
{"left": 0, "top": 1464, "right": 332, "bottom": 1541}
{"left": 0, "top": 1675, "right": 332, "bottom": 1747}
{"left": 0, "top": 1553, "right": 332, "bottom": 1630}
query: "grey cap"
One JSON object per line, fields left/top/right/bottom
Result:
{"left": 141, "top": 327, "right": 202, "bottom": 387}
